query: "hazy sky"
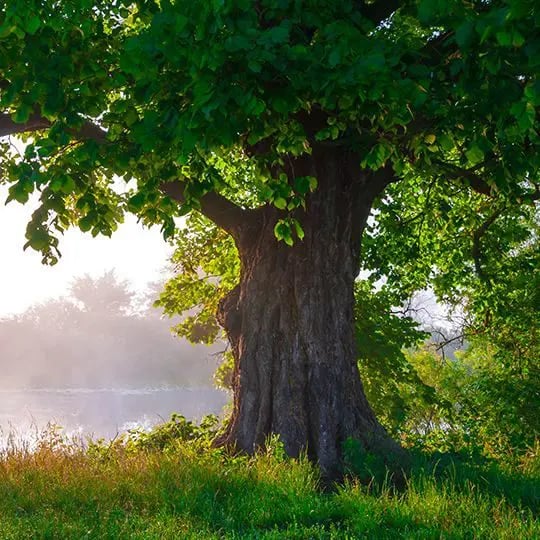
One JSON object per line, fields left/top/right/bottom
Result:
{"left": 0, "top": 184, "right": 173, "bottom": 316}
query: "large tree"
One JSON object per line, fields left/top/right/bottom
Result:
{"left": 1, "top": 0, "right": 538, "bottom": 477}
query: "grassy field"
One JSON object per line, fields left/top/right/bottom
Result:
{"left": 0, "top": 430, "right": 537, "bottom": 539}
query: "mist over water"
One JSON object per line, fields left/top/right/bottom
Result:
{"left": 0, "top": 272, "right": 229, "bottom": 449}
{"left": 0, "top": 387, "right": 227, "bottom": 450}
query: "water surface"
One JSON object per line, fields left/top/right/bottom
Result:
{"left": 0, "top": 386, "right": 228, "bottom": 449}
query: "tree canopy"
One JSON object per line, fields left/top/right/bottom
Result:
{"left": 1, "top": 0, "right": 539, "bottom": 474}
{"left": 0, "top": 0, "right": 538, "bottom": 258}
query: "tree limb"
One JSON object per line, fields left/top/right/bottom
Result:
{"left": 0, "top": 111, "right": 50, "bottom": 138}
{"left": 1, "top": 98, "right": 245, "bottom": 234}
{"left": 1, "top": 76, "right": 107, "bottom": 141}
{"left": 459, "top": 171, "right": 492, "bottom": 197}
{"left": 433, "top": 160, "right": 493, "bottom": 196}
{"left": 0, "top": 110, "right": 107, "bottom": 142}
{"left": 472, "top": 207, "right": 504, "bottom": 283}
{"left": 369, "top": 161, "right": 398, "bottom": 193}
{"left": 71, "top": 119, "right": 108, "bottom": 142}
{"left": 161, "top": 180, "right": 249, "bottom": 235}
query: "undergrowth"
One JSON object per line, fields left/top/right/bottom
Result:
{"left": 0, "top": 416, "right": 537, "bottom": 539}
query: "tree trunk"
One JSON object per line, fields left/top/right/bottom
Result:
{"left": 216, "top": 146, "right": 402, "bottom": 480}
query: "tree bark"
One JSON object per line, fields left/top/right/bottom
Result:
{"left": 216, "top": 146, "right": 403, "bottom": 480}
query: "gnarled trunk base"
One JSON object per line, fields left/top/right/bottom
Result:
{"left": 216, "top": 148, "right": 403, "bottom": 480}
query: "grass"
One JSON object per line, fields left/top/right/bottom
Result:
{"left": 0, "top": 429, "right": 537, "bottom": 539}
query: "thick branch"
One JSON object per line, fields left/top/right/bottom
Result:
{"left": 0, "top": 112, "right": 50, "bottom": 138}
{"left": 161, "top": 180, "right": 249, "bottom": 235}
{"left": 1, "top": 76, "right": 107, "bottom": 141}
{"left": 472, "top": 207, "right": 504, "bottom": 283}
{"left": 72, "top": 119, "right": 108, "bottom": 142}
{"left": 368, "top": 161, "right": 397, "bottom": 194}
{"left": 0, "top": 110, "right": 107, "bottom": 142}
{"left": 460, "top": 170, "right": 492, "bottom": 197}
{"left": 434, "top": 160, "right": 493, "bottom": 196}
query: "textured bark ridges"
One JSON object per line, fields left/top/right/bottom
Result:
{"left": 216, "top": 146, "right": 402, "bottom": 479}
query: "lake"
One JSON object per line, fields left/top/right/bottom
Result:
{"left": 0, "top": 386, "right": 228, "bottom": 450}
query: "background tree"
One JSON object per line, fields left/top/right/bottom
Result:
{"left": 0, "top": 272, "right": 220, "bottom": 388}
{"left": 70, "top": 270, "right": 134, "bottom": 315}
{"left": 1, "top": 0, "right": 539, "bottom": 477}
{"left": 376, "top": 199, "right": 540, "bottom": 461}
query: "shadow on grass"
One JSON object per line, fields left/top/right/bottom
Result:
{"left": 152, "top": 458, "right": 446, "bottom": 538}
{"left": 412, "top": 450, "right": 538, "bottom": 514}
{"left": 345, "top": 445, "right": 539, "bottom": 512}
{"left": 147, "top": 449, "right": 539, "bottom": 538}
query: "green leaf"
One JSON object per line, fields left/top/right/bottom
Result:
{"left": 273, "top": 197, "right": 287, "bottom": 210}
{"left": 7, "top": 183, "right": 29, "bottom": 204}
{"left": 25, "top": 16, "right": 41, "bottom": 35}
{"left": 512, "top": 30, "right": 525, "bottom": 47}
{"left": 60, "top": 175, "right": 76, "bottom": 195}
{"left": 495, "top": 31, "right": 512, "bottom": 47}
{"left": 362, "top": 53, "right": 385, "bottom": 70}
{"left": 128, "top": 192, "right": 146, "bottom": 212}
{"left": 79, "top": 214, "right": 95, "bottom": 232}
{"left": 293, "top": 176, "right": 311, "bottom": 195}
{"left": 247, "top": 59, "right": 262, "bottom": 73}
{"left": 265, "top": 25, "right": 289, "bottom": 44}
{"left": 328, "top": 49, "right": 341, "bottom": 67}
{"left": 439, "top": 133, "right": 454, "bottom": 152}
{"left": 0, "top": 23, "right": 15, "bottom": 39}
{"left": 455, "top": 21, "right": 474, "bottom": 48}
{"left": 465, "top": 144, "right": 485, "bottom": 164}
{"left": 12, "top": 104, "right": 32, "bottom": 124}
{"left": 25, "top": 229, "right": 49, "bottom": 251}
{"left": 292, "top": 219, "right": 305, "bottom": 240}
{"left": 361, "top": 142, "right": 392, "bottom": 170}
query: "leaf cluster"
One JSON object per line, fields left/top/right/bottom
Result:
{"left": 155, "top": 213, "right": 239, "bottom": 344}
{"left": 2, "top": 0, "right": 539, "bottom": 259}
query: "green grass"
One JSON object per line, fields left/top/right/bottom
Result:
{"left": 0, "top": 434, "right": 537, "bottom": 539}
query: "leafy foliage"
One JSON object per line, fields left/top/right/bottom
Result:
{"left": 155, "top": 214, "right": 239, "bottom": 344}
{"left": 124, "top": 413, "right": 220, "bottom": 452}
{"left": 395, "top": 342, "right": 539, "bottom": 463}
{"left": 354, "top": 281, "right": 432, "bottom": 433}
{"left": 1, "top": 0, "right": 539, "bottom": 260}
{"left": 359, "top": 169, "right": 539, "bottom": 459}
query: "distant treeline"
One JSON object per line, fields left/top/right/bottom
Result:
{"left": 0, "top": 272, "right": 219, "bottom": 389}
